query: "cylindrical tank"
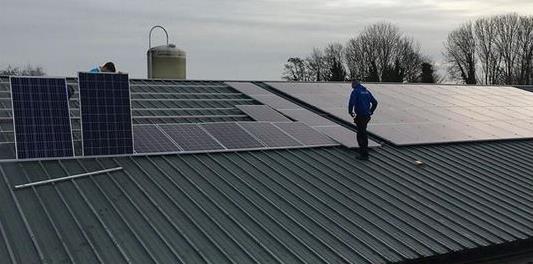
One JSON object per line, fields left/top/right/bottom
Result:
{"left": 147, "top": 26, "right": 186, "bottom": 79}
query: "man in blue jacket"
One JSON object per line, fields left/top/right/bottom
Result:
{"left": 348, "top": 80, "right": 378, "bottom": 160}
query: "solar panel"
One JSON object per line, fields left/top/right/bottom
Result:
{"left": 278, "top": 109, "right": 336, "bottom": 126}
{"left": 236, "top": 105, "right": 291, "bottom": 122}
{"left": 314, "top": 125, "right": 381, "bottom": 148}
{"left": 201, "top": 122, "right": 264, "bottom": 149}
{"left": 247, "top": 95, "right": 302, "bottom": 110}
{"left": 78, "top": 72, "right": 133, "bottom": 156}
{"left": 273, "top": 122, "right": 338, "bottom": 146}
{"left": 133, "top": 125, "right": 180, "bottom": 153}
{"left": 225, "top": 82, "right": 271, "bottom": 95}
{"left": 238, "top": 122, "right": 302, "bottom": 148}
{"left": 10, "top": 77, "right": 74, "bottom": 159}
{"left": 158, "top": 123, "right": 225, "bottom": 151}
{"left": 267, "top": 82, "right": 533, "bottom": 145}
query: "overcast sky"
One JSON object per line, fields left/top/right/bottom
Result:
{"left": 1, "top": 0, "right": 532, "bottom": 80}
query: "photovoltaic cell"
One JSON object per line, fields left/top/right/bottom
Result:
{"left": 10, "top": 77, "right": 74, "bottom": 159}
{"left": 273, "top": 122, "right": 338, "bottom": 146}
{"left": 238, "top": 122, "right": 302, "bottom": 148}
{"left": 201, "top": 122, "right": 264, "bottom": 149}
{"left": 78, "top": 72, "right": 133, "bottom": 156}
{"left": 158, "top": 123, "right": 225, "bottom": 151}
{"left": 133, "top": 125, "right": 179, "bottom": 153}
{"left": 236, "top": 105, "right": 291, "bottom": 122}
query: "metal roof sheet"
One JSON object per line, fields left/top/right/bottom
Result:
{"left": 0, "top": 141, "right": 532, "bottom": 263}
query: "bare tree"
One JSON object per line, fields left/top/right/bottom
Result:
{"left": 517, "top": 16, "right": 533, "bottom": 84}
{"left": 494, "top": 14, "right": 520, "bottom": 84}
{"left": 444, "top": 22, "right": 477, "bottom": 84}
{"left": 323, "top": 43, "right": 346, "bottom": 81}
{"left": 305, "top": 48, "right": 327, "bottom": 81}
{"left": 474, "top": 17, "right": 501, "bottom": 84}
{"left": 282, "top": 57, "right": 309, "bottom": 81}
{"left": 344, "top": 23, "right": 424, "bottom": 82}
{"left": 446, "top": 13, "right": 533, "bottom": 85}
{"left": 0, "top": 65, "right": 46, "bottom": 76}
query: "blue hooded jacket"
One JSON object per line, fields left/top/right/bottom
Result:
{"left": 348, "top": 83, "right": 378, "bottom": 117}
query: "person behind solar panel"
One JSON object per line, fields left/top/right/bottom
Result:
{"left": 68, "top": 62, "right": 117, "bottom": 98}
{"left": 90, "top": 62, "right": 117, "bottom": 73}
{"left": 348, "top": 80, "right": 378, "bottom": 160}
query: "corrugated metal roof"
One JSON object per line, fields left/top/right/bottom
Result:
{"left": 0, "top": 141, "right": 532, "bottom": 263}
{"left": 0, "top": 76, "right": 532, "bottom": 263}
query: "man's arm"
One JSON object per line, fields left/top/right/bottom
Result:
{"left": 369, "top": 94, "right": 378, "bottom": 115}
{"left": 348, "top": 91, "right": 356, "bottom": 117}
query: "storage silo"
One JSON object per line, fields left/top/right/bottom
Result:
{"left": 147, "top": 26, "right": 186, "bottom": 79}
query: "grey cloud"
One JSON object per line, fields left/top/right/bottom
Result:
{"left": 0, "top": 0, "right": 532, "bottom": 80}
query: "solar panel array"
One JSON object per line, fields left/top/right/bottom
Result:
{"left": 10, "top": 77, "right": 74, "bottom": 159}
{"left": 226, "top": 82, "right": 380, "bottom": 148}
{"left": 78, "top": 72, "right": 134, "bottom": 156}
{"left": 267, "top": 82, "right": 533, "bottom": 145}
{"left": 127, "top": 122, "right": 338, "bottom": 154}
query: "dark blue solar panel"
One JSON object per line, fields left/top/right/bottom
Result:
{"left": 10, "top": 77, "right": 74, "bottom": 159}
{"left": 78, "top": 72, "right": 133, "bottom": 156}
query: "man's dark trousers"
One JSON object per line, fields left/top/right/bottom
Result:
{"left": 355, "top": 115, "right": 371, "bottom": 157}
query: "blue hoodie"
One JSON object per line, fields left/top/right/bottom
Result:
{"left": 348, "top": 84, "right": 378, "bottom": 117}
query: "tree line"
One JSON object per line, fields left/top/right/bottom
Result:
{"left": 445, "top": 13, "right": 533, "bottom": 85}
{"left": 0, "top": 65, "right": 45, "bottom": 76}
{"left": 283, "top": 13, "right": 533, "bottom": 85}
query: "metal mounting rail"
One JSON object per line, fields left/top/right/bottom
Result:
{"left": 14, "top": 167, "right": 123, "bottom": 190}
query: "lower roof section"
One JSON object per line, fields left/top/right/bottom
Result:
{"left": 0, "top": 140, "right": 532, "bottom": 264}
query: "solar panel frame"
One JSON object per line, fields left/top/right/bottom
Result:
{"left": 78, "top": 72, "right": 134, "bottom": 156}
{"left": 10, "top": 76, "right": 75, "bottom": 159}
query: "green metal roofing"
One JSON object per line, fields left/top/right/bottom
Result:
{"left": 0, "top": 76, "right": 532, "bottom": 263}
{"left": 1, "top": 143, "right": 532, "bottom": 263}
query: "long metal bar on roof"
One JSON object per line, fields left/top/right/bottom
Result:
{"left": 14, "top": 167, "right": 123, "bottom": 190}
{"left": 0, "top": 114, "right": 248, "bottom": 122}
{"left": 0, "top": 144, "right": 340, "bottom": 163}
{"left": 67, "top": 107, "right": 237, "bottom": 111}
{"left": 132, "top": 98, "right": 254, "bottom": 102}
{"left": 130, "top": 92, "right": 242, "bottom": 96}
{"left": 0, "top": 98, "right": 254, "bottom": 102}
{"left": 129, "top": 115, "right": 248, "bottom": 119}
{"left": 128, "top": 84, "right": 226, "bottom": 88}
